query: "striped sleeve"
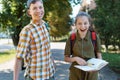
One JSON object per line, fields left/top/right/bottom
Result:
{"left": 16, "top": 27, "right": 31, "bottom": 59}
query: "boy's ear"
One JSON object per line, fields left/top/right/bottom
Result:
{"left": 26, "top": 10, "right": 31, "bottom": 17}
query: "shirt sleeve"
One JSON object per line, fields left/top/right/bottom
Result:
{"left": 64, "top": 37, "right": 71, "bottom": 56}
{"left": 16, "top": 28, "right": 31, "bottom": 59}
{"left": 96, "top": 34, "right": 101, "bottom": 53}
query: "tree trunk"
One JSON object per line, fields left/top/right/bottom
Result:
{"left": 11, "top": 33, "right": 19, "bottom": 47}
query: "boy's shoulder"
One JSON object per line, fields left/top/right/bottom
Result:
{"left": 22, "top": 24, "right": 34, "bottom": 31}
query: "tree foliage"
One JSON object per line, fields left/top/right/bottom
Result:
{"left": 43, "top": 0, "right": 72, "bottom": 37}
{"left": 70, "top": 0, "right": 120, "bottom": 50}
{"left": 0, "top": 0, "right": 72, "bottom": 45}
{"left": 89, "top": 0, "right": 120, "bottom": 50}
{"left": 0, "top": 0, "right": 29, "bottom": 46}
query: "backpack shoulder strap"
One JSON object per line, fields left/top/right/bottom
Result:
{"left": 91, "top": 31, "right": 97, "bottom": 58}
{"left": 44, "top": 22, "right": 50, "bottom": 32}
{"left": 70, "top": 32, "right": 76, "bottom": 57}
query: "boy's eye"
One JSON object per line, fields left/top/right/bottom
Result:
{"left": 33, "top": 7, "right": 37, "bottom": 10}
{"left": 39, "top": 6, "right": 43, "bottom": 9}
{"left": 32, "top": 6, "right": 43, "bottom": 10}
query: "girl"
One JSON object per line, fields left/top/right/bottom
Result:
{"left": 64, "top": 11, "right": 102, "bottom": 80}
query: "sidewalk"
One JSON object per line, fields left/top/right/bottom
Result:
{"left": 0, "top": 39, "right": 14, "bottom": 52}
{"left": 0, "top": 42, "right": 119, "bottom": 80}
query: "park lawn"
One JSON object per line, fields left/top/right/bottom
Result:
{"left": 102, "top": 52, "right": 120, "bottom": 73}
{"left": 0, "top": 49, "right": 16, "bottom": 64}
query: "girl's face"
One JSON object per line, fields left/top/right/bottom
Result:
{"left": 28, "top": 1, "right": 44, "bottom": 21}
{"left": 75, "top": 16, "right": 90, "bottom": 34}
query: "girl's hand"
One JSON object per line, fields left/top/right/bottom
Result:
{"left": 74, "top": 57, "right": 87, "bottom": 66}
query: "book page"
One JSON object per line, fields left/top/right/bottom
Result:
{"left": 75, "top": 65, "right": 97, "bottom": 71}
{"left": 87, "top": 58, "right": 108, "bottom": 70}
{"left": 74, "top": 58, "right": 108, "bottom": 71}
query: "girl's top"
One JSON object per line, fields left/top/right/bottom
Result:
{"left": 64, "top": 31, "right": 101, "bottom": 68}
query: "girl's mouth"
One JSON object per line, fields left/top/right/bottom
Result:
{"left": 80, "top": 29, "right": 87, "bottom": 32}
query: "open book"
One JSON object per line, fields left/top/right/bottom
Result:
{"left": 74, "top": 58, "right": 108, "bottom": 71}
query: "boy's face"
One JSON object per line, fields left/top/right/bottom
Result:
{"left": 75, "top": 16, "right": 90, "bottom": 34}
{"left": 28, "top": 1, "right": 44, "bottom": 21}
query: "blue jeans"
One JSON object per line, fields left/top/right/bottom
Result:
{"left": 25, "top": 75, "right": 55, "bottom": 80}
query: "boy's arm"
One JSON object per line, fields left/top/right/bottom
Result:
{"left": 13, "top": 58, "right": 22, "bottom": 80}
{"left": 51, "top": 56, "right": 56, "bottom": 69}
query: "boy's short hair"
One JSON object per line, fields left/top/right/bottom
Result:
{"left": 27, "top": 0, "right": 43, "bottom": 9}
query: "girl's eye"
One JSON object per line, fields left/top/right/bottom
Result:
{"left": 78, "top": 23, "right": 82, "bottom": 25}
{"left": 84, "top": 22, "right": 87, "bottom": 25}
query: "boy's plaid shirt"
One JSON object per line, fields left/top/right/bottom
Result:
{"left": 16, "top": 21, "right": 55, "bottom": 80}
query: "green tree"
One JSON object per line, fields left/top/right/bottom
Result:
{"left": 89, "top": 0, "right": 120, "bottom": 50}
{"left": 70, "top": 0, "right": 120, "bottom": 50}
{"left": 0, "top": 0, "right": 72, "bottom": 45}
{"left": 44, "top": 0, "right": 72, "bottom": 37}
{"left": 0, "top": 0, "right": 29, "bottom": 46}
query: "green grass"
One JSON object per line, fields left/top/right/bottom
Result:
{"left": 50, "top": 35, "right": 68, "bottom": 42}
{"left": 102, "top": 52, "right": 120, "bottom": 73}
{"left": 0, "top": 49, "right": 16, "bottom": 64}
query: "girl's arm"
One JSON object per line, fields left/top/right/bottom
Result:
{"left": 97, "top": 52, "right": 102, "bottom": 59}
{"left": 64, "top": 55, "right": 87, "bottom": 66}
{"left": 96, "top": 35, "right": 102, "bottom": 59}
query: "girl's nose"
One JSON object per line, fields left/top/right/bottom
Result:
{"left": 81, "top": 24, "right": 85, "bottom": 28}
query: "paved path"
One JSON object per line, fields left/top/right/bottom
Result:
{"left": 0, "top": 41, "right": 120, "bottom": 80}
{"left": 0, "top": 39, "right": 14, "bottom": 52}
